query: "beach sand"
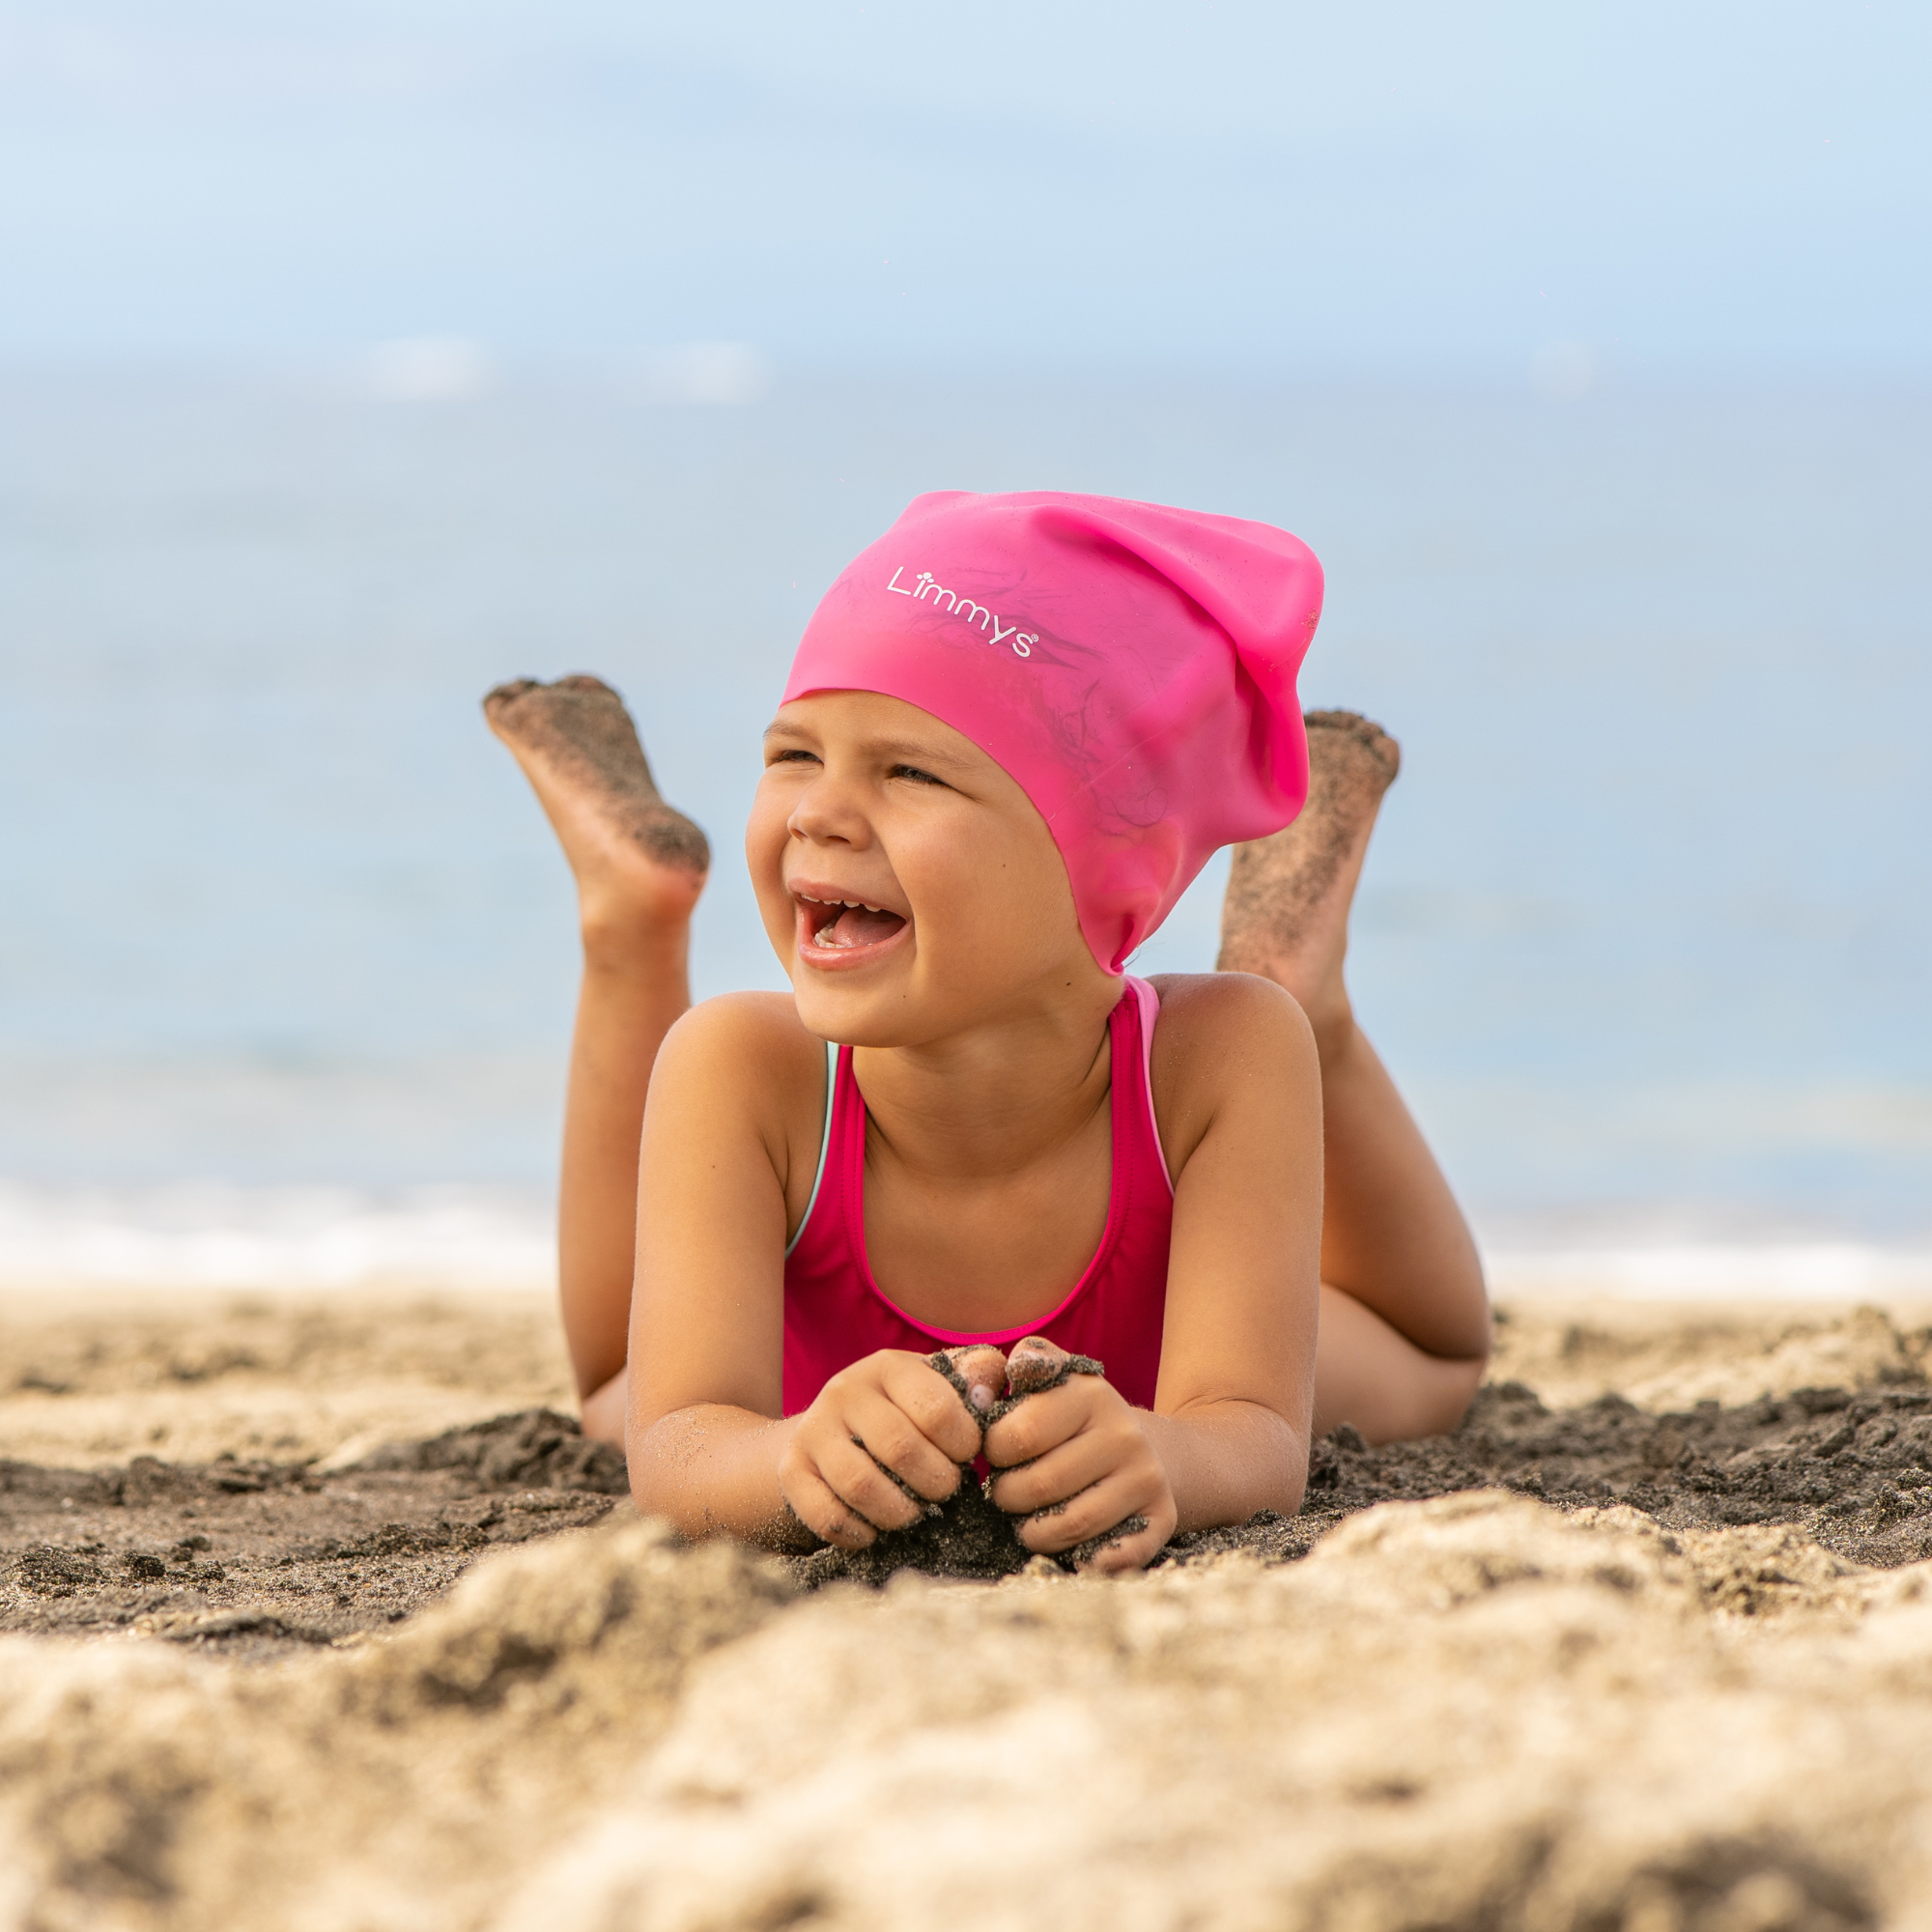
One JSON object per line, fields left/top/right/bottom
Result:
{"left": 5, "top": 1285, "right": 1932, "bottom": 1929}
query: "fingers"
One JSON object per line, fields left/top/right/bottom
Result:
{"left": 985, "top": 1423, "right": 1119, "bottom": 1516}
{"left": 847, "top": 1381, "right": 971, "bottom": 1503}
{"left": 1006, "top": 1334, "right": 1070, "bottom": 1394}
{"left": 813, "top": 1430, "right": 934, "bottom": 1531}
{"left": 1013, "top": 1472, "right": 1177, "bottom": 1572}
{"left": 780, "top": 1351, "right": 986, "bottom": 1549}
{"left": 941, "top": 1344, "right": 1010, "bottom": 1417}
{"left": 980, "top": 1368, "right": 1177, "bottom": 1575}
{"left": 1063, "top": 1511, "right": 1173, "bottom": 1577}
{"left": 779, "top": 1461, "right": 880, "bottom": 1550}
{"left": 887, "top": 1355, "right": 988, "bottom": 1465}
{"left": 784, "top": 1419, "right": 937, "bottom": 1540}
{"left": 982, "top": 1377, "right": 1094, "bottom": 1471}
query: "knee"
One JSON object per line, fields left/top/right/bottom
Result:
{"left": 1391, "top": 1350, "right": 1487, "bottom": 1443}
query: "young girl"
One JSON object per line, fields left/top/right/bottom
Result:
{"left": 486, "top": 491, "right": 1489, "bottom": 1575}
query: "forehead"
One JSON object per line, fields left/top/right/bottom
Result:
{"left": 765, "top": 690, "right": 987, "bottom": 768}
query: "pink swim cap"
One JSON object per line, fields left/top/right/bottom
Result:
{"left": 782, "top": 491, "right": 1323, "bottom": 974}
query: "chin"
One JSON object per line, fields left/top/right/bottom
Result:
{"left": 790, "top": 980, "right": 915, "bottom": 1048}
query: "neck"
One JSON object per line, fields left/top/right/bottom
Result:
{"left": 850, "top": 978, "right": 1125, "bottom": 1182}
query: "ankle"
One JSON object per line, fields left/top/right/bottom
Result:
{"left": 1299, "top": 995, "right": 1360, "bottom": 1073}
{"left": 579, "top": 895, "right": 694, "bottom": 976}
{"left": 1233, "top": 945, "right": 1355, "bottom": 1067}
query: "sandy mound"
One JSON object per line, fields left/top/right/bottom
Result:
{"left": 5, "top": 1497, "right": 1932, "bottom": 1930}
{"left": 6, "top": 1288, "right": 1932, "bottom": 1929}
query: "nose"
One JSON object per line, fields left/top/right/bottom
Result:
{"left": 786, "top": 765, "right": 873, "bottom": 850}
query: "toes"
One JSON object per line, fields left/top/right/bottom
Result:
{"left": 482, "top": 677, "right": 541, "bottom": 714}
{"left": 1303, "top": 709, "right": 1401, "bottom": 787}
{"left": 1005, "top": 1335, "right": 1071, "bottom": 1396}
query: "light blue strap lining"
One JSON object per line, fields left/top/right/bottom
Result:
{"left": 784, "top": 1039, "right": 838, "bottom": 1258}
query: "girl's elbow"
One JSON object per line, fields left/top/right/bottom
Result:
{"left": 623, "top": 1417, "right": 699, "bottom": 1535}
{"left": 1260, "top": 1407, "right": 1311, "bottom": 1518}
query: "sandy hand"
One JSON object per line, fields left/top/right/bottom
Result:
{"left": 779, "top": 1350, "right": 984, "bottom": 1551}
{"left": 984, "top": 1348, "right": 1175, "bottom": 1573}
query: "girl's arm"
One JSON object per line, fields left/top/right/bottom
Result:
{"left": 623, "top": 996, "right": 980, "bottom": 1547}
{"left": 984, "top": 973, "right": 1323, "bottom": 1569}
{"left": 621, "top": 994, "right": 807, "bottom": 1542}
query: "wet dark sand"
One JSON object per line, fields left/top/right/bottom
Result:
{"left": 9, "top": 1305, "right": 1930, "bottom": 1643}
{"left": 0, "top": 1411, "right": 624, "bottom": 1661}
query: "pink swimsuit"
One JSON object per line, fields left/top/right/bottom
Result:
{"left": 782, "top": 978, "right": 1175, "bottom": 1415}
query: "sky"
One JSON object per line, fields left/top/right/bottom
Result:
{"left": 0, "top": 0, "right": 1926, "bottom": 378}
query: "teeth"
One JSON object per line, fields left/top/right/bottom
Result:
{"left": 799, "top": 894, "right": 890, "bottom": 915}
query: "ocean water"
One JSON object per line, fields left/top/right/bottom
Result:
{"left": 3, "top": 367, "right": 1928, "bottom": 1288}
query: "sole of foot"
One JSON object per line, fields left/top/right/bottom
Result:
{"left": 1216, "top": 708, "right": 1400, "bottom": 1042}
{"left": 483, "top": 674, "right": 710, "bottom": 935}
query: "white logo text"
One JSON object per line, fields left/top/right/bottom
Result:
{"left": 886, "top": 566, "right": 1036, "bottom": 657}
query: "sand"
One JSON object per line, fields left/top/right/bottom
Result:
{"left": 6, "top": 1286, "right": 1932, "bottom": 1930}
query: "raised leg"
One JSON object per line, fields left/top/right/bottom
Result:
{"left": 1218, "top": 710, "right": 1490, "bottom": 1443}
{"left": 484, "top": 675, "right": 709, "bottom": 1445}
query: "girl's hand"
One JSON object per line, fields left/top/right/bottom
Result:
{"left": 982, "top": 1342, "right": 1178, "bottom": 1574}
{"left": 778, "top": 1349, "right": 984, "bottom": 1548}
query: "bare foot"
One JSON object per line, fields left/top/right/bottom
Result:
{"left": 1216, "top": 709, "right": 1400, "bottom": 1049}
{"left": 483, "top": 675, "right": 709, "bottom": 943}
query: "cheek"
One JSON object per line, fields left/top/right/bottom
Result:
{"left": 744, "top": 782, "right": 794, "bottom": 896}
{"left": 909, "top": 817, "right": 1072, "bottom": 945}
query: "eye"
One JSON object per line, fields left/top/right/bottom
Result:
{"left": 767, "top": 747, "right": 819, "bottom": 769}
{"left": 888, "top": 763, "right": 947, "bottom": 787}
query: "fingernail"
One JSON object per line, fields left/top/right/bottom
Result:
{"left": 943, "top": 1345, "right": 1009, "bottom": 1416}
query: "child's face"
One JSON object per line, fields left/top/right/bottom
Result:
{"left": 749, "top": 691, "right": 1118, "bottom": 1043}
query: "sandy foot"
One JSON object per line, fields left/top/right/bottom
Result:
{"left": 1217, "top": 708, "right": 1400, "bottom": 1037}
{"left": 484, "top": 674, "right": 709, "bottom": 929}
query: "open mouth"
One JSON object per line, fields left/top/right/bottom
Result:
{"left": 794, "top": 890, "right": 909, "bottom": 961}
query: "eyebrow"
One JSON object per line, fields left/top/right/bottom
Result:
{"left": 762, "top": 724, "right": 964, "bottom": 768}
{"left": 862, "top": 737, "right": 962, "bottom": 765}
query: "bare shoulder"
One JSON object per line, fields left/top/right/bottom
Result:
{"left": 651, "top": 992, "right": 830, "bottom": 1171}
{"left": 1139, "top": 973, "right": 1318, "bottom": 1177}
{"left": 1144, "top": 970, "right": 1313, "bottom": 1062}
{"left": 662, "top": 988, "right": 824, "bottom": 1070}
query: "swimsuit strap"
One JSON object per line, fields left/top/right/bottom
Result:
{"left": 784, "top": 1037, "right": 838, "bottom": 1259}
{"left": 1122, "top": 974, "right": 1172, "bottom": 1195}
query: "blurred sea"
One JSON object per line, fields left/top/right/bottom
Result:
{"left": 3, "top": 367, "right": 1928, "bottom": 1293}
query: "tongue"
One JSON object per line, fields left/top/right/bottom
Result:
{"left": 822, "top": 905, "right": 905, "bottom": 948}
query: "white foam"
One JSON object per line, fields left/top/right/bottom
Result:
{"left": 0, "top": 1180, "right": 554, "bottom": 1291}
{"left": 6, "top": 1179, "right": 1929, "bottom": 1304}
{"left": 1484, "top": 1243, "right": 1932, "bottom": 1301}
